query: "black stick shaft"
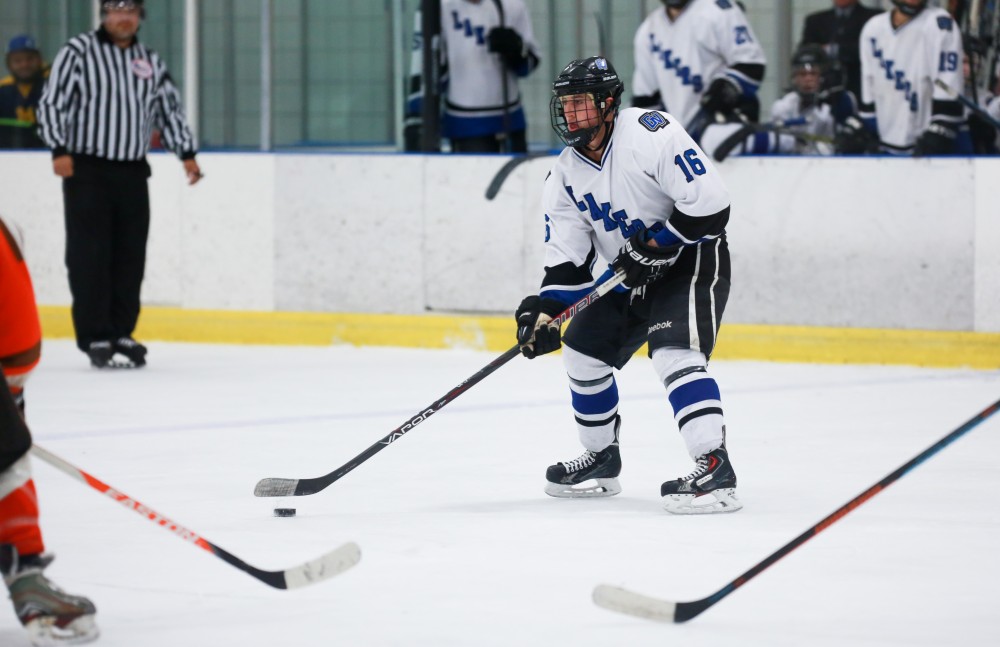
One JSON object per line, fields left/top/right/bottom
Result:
{"left": 491, "top": 0, "right": 511, "bottom": 152}
{"left": 263, "top": 271, "right": 626, "bottom": 497}
{"left": 674, "top": 396, "right": 1000, "bottom": 622}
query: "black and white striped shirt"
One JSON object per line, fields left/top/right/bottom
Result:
{"left": 37, "top": 27, "right": 195, "bottom": 161}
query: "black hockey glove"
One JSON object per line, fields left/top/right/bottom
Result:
{"left": 700, "top": 77, "right": 742, "bottom": 115}
{"left": 834, "top": 117, "right": 878, "bottom": 155}
{"left": 487, "top": 27, "right": 526, "bottom": 69}
{"left": 515, "top": 296, "right": 565, "bottom": 359}
{"left": 913, "top": 123, "right": 957, "bottom": 157}
{"left": 611, "top": 232, "right": 684, "bottom": 289}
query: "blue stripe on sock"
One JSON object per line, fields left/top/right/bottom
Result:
{"left": 667, "top": 377, "right": 721, "bottom": 415}
{"left": 570, "top": 379, "right": 619, "bottom": 416}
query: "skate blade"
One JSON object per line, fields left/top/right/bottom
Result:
{"left": 662, "top": 488, "right": 742, "bottom": 515}
{"left": 544, "top": 477, "right": 621, "bottom": 498}
{"left": 26, "top": 614, "right": 99, "bottom": 646}
{"left": 92, "top": 357, "right": 144, "bottom": 370}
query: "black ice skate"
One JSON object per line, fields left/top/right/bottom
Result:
{"left": 85, "top": 341, "right": 115, "bottom": 369}
{"left": 660, "top": 446, "right": 742, "bottom": 514}
{"left": 545, "top": 418, "right": 622, "bottom": 498}
{"left": 1, "top": 545, "right": 99, "bottom": 646}
{"left": 113, "top": 336, "right": 147, "bottom": 368}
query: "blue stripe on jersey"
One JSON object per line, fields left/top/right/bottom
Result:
{"left": 649, "top": 227, "right": 682, "bottom": 246}
{"left": 570, "top": 379, "right": 619, "bottom": 416}
{"left": 539, "top": 286, "right": 590, "bottom": 305}
{"left": 667, "top": 377, "right": 721, "bottom": 414}
{"left": 725, "top": 71, "right": 760, "bottom": 97}
{"left": 442, "top": 107, "right": 526, "bottom": 138}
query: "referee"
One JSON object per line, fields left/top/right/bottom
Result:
{"left": 37, "top": 0, "right": 201, "bottom": 369}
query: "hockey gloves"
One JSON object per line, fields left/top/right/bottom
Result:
{"left": 515, "top": 296, "right": 565, "bottom": 359}
{"left": 913, "top": 123, "right": 957, "bottom": 156}
{"left": 700, "top": 77, "right": 742, "bottom": 116}
{"left": 611, "top": 232, "right": 683, "bottom": 289}
{"left": 487, "top": 27, "right": 527, "bottom": 70}
{"left": 834, "top": 117, "right": 879, "bottom": 155}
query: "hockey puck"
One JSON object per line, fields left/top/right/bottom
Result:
{"left": 273, "top": 508, "right": 296, "bottom": 517}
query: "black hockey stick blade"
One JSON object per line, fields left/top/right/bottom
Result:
{"left": 255, "top": 271, "right": 628, "bottom": 498}
{"left": 593, "top": 396, "right": 1000, "bottom": 623}
{"left": 30, "top": 444, "right": 361, "bottom": 590}
{"left": 484, "top": 152, "right": 553, "bottom": 200}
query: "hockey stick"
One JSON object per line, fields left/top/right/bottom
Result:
{"left": 593, "top": 395, "right": 1000, "bottom": 623}
{"left": 713, "top": 122, "right": 835, "bottom": 162}
{"left": 490, "top": 0, "right": 512, "bottom": 153}
{"left": 484, "top": 151, "right": 554, "bottom": 199}
{"left": 934, "top": 79, "right": 1000, "bottom": 130}
{"left": 30, "top": 444, "right": 361, "bottom": 589}
{"left": 255, "top": 270, "right": 628, "bottom": 498}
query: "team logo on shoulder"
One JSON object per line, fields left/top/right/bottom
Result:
{"left": 131, "top": 59, "right": 153, "bottom": 79}
{"left": 638, "top": 111, "right": 669, "bottom": 132}
{"left": 937, "top": 16, "right": 953, "bottom": 31}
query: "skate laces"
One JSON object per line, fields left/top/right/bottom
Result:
{"left": 683, "top": 453, "right": 715, "bottom": 481}
{"left": 562, "top": 450, "right": 597, "bottom": 472}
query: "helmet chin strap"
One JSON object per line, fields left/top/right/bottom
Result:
{"left": 575, "top": 105, "right": 616, "bottom": 156}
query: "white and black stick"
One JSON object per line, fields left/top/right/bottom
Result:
{"left": 934, "top": 79, "right": 1000, "bottom": 131}
{"left": 31, "top": 444, "right": 361, "bottom": 589}
{"left": 255, "top": 271, "right": 628, "bottom": 498}
{"left": 593, "top": 396, "right": 1000, "bottom": 622}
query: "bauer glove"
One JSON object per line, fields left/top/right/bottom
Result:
{"left": 515, "top": 296, "right": 564, "bottom": 359}
{"left": 611, "top": 232, "right": 683, "bottom": 289}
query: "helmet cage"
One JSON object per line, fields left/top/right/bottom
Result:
{"left": 550, "top": 92, "right": 618, "bottom": 148}
{"left": 549, "top": 57, "right": 624, "bottom": 148}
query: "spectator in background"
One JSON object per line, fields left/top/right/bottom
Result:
{"left": 632, "top": 0, "right": 766, "bottom": 140}
{"left": 36, "top": 0, "right": 202, "bottom": 369}
{"left": 0, "top": 215, "right": 99, "bottom": 647}
{"left": 800, "top": 0, "right": 882, "bottom": 102}
{"left": 405, "top": 0, "right": 541, "bottom": 153}
{"left": 0, "top": 35, "right": 48, "bottom": 149}
{"left": 858, "top": 0, "right": 966, "bottom": 155}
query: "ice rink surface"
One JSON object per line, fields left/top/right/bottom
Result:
{"left": 2, "top": 339, "right": 998, "bottom": 646}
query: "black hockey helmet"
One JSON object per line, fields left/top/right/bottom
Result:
{"left": 661, "top": 0, "right": 692, "bottom": 8}
{"left": 550, "top": 56, "right": 625, "bottom": 148}
{"left": 891, "top": 0, "right": 926, "bottom": 17}
{"left": 791, "top": 44, "right": 828, "bottom": 73}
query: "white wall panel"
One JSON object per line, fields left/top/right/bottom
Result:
{"left": 1, "top": 151, "right": 996, "bottom": 332}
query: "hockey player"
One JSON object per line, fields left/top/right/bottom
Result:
{"left": 515, "top": 57, "right": 740, "bottom": 515}
{"left": 0, "top": 216, "right": 98, "bottom": 646}
{"left": 701, "top": 44, "right": 875, "bottom": 160}
{"left": 858, "top": 0, "right": 966, "bottom": 155}
{"left": 632, "top": 0, "right": 766, "bottom": 138}
{"left": 404, "top": 0, "right": 540, "bottom": 153}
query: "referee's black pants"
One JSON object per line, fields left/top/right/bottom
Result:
{"left": 62, "top": 156, "right": 151, "bottom": 352}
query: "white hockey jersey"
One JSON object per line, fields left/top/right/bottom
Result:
{"left": 539, "top": 108, "right": 730, "bottom": 302}
{"left": 632, "top": 0, "right": 766, "bottom": 129}
{"left": 408, "top": 0, "right": 539, "bottom": 138}
{"left": 769, "top": 92, "right": 839, "bottom": 155}
{"left": 859, "top": 7, "right": 964, "bottom": 151}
